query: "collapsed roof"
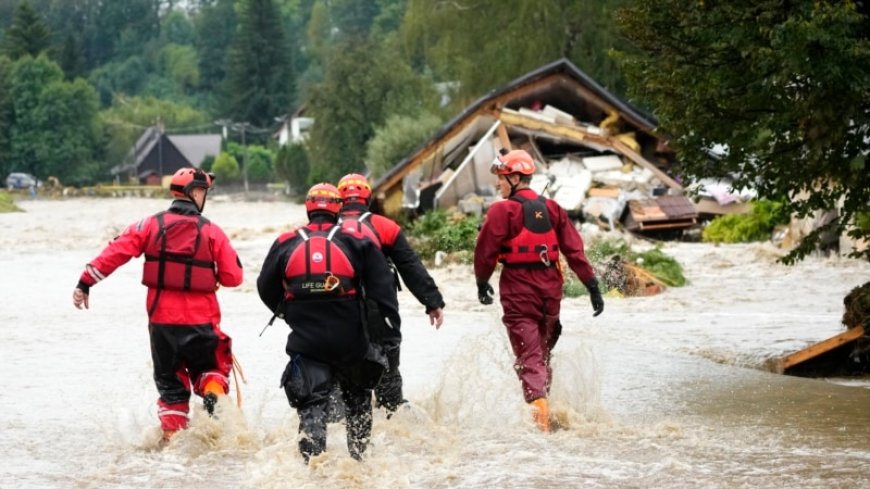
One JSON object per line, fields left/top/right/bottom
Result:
{"left": 370, "top": 58, "right": 682, "bottom": 220}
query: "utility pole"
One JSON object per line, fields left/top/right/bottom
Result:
{"left": 156, "top": 116, "right": 163, "bottom": 177}
{"left": 238, "top": 122, "right": 249, "bottom": 194}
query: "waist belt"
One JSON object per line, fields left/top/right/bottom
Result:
{"left": 500, "top": 261, "right": 555, "bottom": 270}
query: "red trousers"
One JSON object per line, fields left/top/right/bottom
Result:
{"left": 500, "top": 291, "right": 562, "bottom": 403}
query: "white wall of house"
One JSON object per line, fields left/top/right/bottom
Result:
{"left": 276, "top": 117, "right": 314, "bottom": 146}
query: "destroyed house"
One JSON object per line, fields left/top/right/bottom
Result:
{"left": 371, "top": 58, "right": 696, "bottom": 231}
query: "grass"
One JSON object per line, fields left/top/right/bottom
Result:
{"left": 0, "top": 192, "right": 22, "bottom": 213}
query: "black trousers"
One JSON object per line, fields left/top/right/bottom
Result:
{"left": 365, "top": 300, "right": 404, "bottom": 411}
{"left": 149, "top": 322, "right": 229, "bottom": 405}
{"left": 281, "top": 351, "right": 385, "bottom": 461}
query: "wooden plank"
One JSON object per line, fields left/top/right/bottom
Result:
{"left": 779, "top": 326, "right": 865, "bottom": 372}
{"left": 497, "top": 110, "right": 683, "bottom": 190}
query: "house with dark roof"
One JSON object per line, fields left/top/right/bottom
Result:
{"left": 370, "top": 58, "right": 684, "bottom": 222}
{"left": 112, "top": 126, "right": 222, "bottom": 184}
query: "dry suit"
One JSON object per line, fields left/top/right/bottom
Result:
{"left": 339, "top": 201, "right": 445, "bottom": 411}
{"left": 474, "top": 188, "right": 596, "bottom": 402}
{"left": 257, "top": 214, "right": 400, "bottom": 461}
{"left": 76, "top": 199, "right": 243, "bottom": 432}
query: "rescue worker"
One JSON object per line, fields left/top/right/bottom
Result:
{"left": 473, "top": 149, "right": 604, "bottom": 433}
{"left": 257, "top": 183, "right": 400, "bottom": 462}
{"left": 72, "top": 167, "right": 243, "bottom": 442}
{"left": 336, "top": 173, "right": 445, "bottom": 415}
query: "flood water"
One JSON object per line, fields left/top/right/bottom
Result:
{"left": 1, "top": 197, "right": 868, "bottom": 488}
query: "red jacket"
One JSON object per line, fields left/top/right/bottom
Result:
{"left": 474, "top": 188, "right": 595, "bottom": 297}
{"left": 339, "top": 203, "right": 445, "bottom": 313}
{"left": 77, "top": 200, "right": 243, "bottom": 325}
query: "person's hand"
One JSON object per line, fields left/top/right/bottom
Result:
{"left": 587, "top": 281, "right": 604, "bottom": 317}
{"left": 477, "top": 282, "right": 494, "bottom": 305}
{"left": 73, "top": 288, "right": 89, "bottom": 310}
{"left": 428, "top": 307, "right": 444, "bottom": 329}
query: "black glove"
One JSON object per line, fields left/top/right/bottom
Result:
{"left": 477, "top": 281, "right": 494, "bottom": 305}
{"left": 586, "top": 279, "right": 604, "bottom": 317}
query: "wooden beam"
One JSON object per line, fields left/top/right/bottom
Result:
{"left": 778, "top": 325, "right": 865, "bottom": 373}
{"left": 496, "top": 122, "right": 512, "bottom": 150}
{"left": 497, "top": 110, "right": 683, "bottom": 190}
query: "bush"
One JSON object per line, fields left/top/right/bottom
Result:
{"left": 585, "top": 238, "right": 687, "bottom": 288}
{"left": 0, "top": 192, "right": 22, "bottom": 213}
{"left": 211, "top": 152, "right": 240, "bottom": 182}
{"left": 702, "top": 199, "right": 789, "bottom": 243}
{"left": 406, "top": 210, "right": 481, "bottom": 263}
{"left": 274, "top": 143, "right": 310, "bottom": 194}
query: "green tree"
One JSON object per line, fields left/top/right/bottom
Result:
{"left": 193, "top": 0, "right": 236, "bottom": 94}
{"left": 274, "top": 141, "right": 309, "bottom": 193}
{"left": 57, "top": 32, "right": 83, "bottom": 79}
{"left": 157, "top": 43, "right": 200, "bottom": 92}
{"left": 0, "top": 55, "right": 13, "bottom": 178}
{"left": 91, "top": 0, "right": 160, "bottom": 65}
{"left": 7, "top": 54, "right": 101, "bottom": 183}
{"left": 329, "top": 0, "right": 379, "bottom": 38}
{"left": 32, "top": 77, "right": 103, "bottom": 183}
{"left": 402, "top": 0, "right": 629, "bottom": 104}
{"left": 89, "top": 56, "right": 149, "bottom": 106}
{"left": 366, "top": 110, "right": 442, "bottom": 179}
{"left": 211, "top": 151, "right": 240, "bottom": 182}
{"left": 615, "top": 0, "right": 870, "bottom": 262}
{"left": 243, "top": 144, "right": 274, "bottom": 183}
{"left": 160, "top": 10, "right": 196, "bottom": 46}
{"left": 306, "top": 37, "right": 439, "bottom": 182}
{"left": 2, "top": 0, "right": 52, "bottom": 60}
{"left": 223, "top": 0, "right": 293, "bottom": 128}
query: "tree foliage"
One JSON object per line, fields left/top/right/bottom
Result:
{"left": 616, "top": 0, "right": 870, "bottom": 262}
{"left": 2, "top": 0, "right": 52, "bottom": 60}
{"left": 365, "top": 110, "right": 442, "bottom": 179}
{"left": 223, "top": 0, "right": 294, "bottom": 127}
{"left": 7, "top": 54, "right": 101, "bottom": 184}
{"left": 194, "top": 0, "right": 236, "bottom": 95}
{"left": 307, "top": 36, "right": 439, "bottom": 182}
{"left": 274, "top": 141, "right": 309, "bottom": 193}
{"left": 0, "top": 55, "right": 14, "bottom": 178}
{"left": 211, "top": 151, "right": 240, "bottom": 181}
{"left": 402, "top": 0, "right": 630, "bottom": 104}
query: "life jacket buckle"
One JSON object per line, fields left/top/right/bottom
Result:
{"left": 324, "top": 273, "right": 340, "bottom": 292}
{"left": 539, "top": 247, "right": 551, "bottom": 267}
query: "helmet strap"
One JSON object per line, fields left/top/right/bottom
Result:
{"left": 186, "top": 188, "right": 206, "bottom": 213}
{"left": 507, "top": 174, "right": 520, "bottom": 197}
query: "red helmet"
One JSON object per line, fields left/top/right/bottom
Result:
{"left": 490, "top": 149, "right": 536, "bottom": 176}
{"left": 170, "top": 167, "right": 213, "bottom": 198}
{"left": 305, "top": 183, "right": 343, "bottom": 215}
{"left": 337, "top": 173, "right": 372, "bottom": 202}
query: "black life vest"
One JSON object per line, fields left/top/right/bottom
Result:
{"left": 499, "top": 195, "right": 560, "bottom": 268}
{"left": 338, "top": 211, "right": 382, "bottom": 249}
{"left": 142, "top": 212, "right": 217, "bottom": 292}
{"left": 283, "top": 225, "right": 358, "bottom": 300}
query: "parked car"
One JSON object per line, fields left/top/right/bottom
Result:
{"left": 5, "top": 173, "right": 40, "bottom": 190}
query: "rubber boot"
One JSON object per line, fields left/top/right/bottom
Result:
{"left": 203, "top": 379, "right": 224, "bottom": 416}
{"left": 530, "top": 398, "right": 550, "bottom": 433}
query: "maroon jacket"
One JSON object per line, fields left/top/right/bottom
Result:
{"left": 474, "top": 188, "right": 596, "bottom": 296}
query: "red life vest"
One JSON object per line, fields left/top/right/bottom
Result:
{"left": 499, "top": 195, "right": 560, "bottom": 268}
{"left": 283, "top": 225, "right": 358, "bottom": 300}
{"left": 142, "top": 212, "right": 217, "bottom": 292}
{"left": 338, "top": 211, "right": 382, "bottom": 248}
